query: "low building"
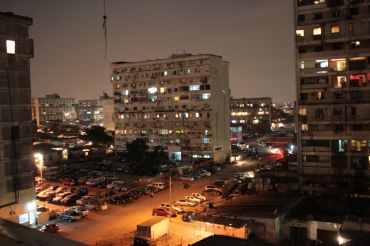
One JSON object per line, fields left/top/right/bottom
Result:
{"left": 191, "top": 234, "right": 273, "bottom": 246}
{"left": 202, "top": 193, "right": 302, "bottom": 244}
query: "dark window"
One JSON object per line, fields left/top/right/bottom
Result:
{"left": 351, "top": 156, "right": 367, "bottom": 170}
{"left": 350, "top": 8, "right": 359, "bottom": 16}
{"left": 332, "top": 10, "right": 341, "bottom": 18}
{"left": 314, "top": 13, "right": 323, "bottom": 20}
{"left": 315, "top": 46, "right": 323, "bottom": 52}
{"left": 299, "top": 48, "right": 307, "bottom": 54}
{"left": 333, "top": 108, "right": 342, "bottom": 115}
{"left": 315, "top": 108, "right": 324, "bottom": 119}
{"left": 298, "top": 14, "right": 305, "bottom": 22}
{"left": 300, "top": 93, "right": 307, "bottom": 101}
{"left": 332, "top": 43, "right": 342, "bottom": 50}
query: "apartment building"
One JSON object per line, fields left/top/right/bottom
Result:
{"left": 75, "top": 99, "right": 103, "bottom": 127}
{"left": 295, "top": 0, "right": 370, "bottom": 194}
{"left": 230, "top": 97, "right": 272, "bottom": 142}
{"left": 33, "top": 93, "right": 75, "bottom": 127}
{"left": 111, "top": 53, "right": 231, "bottom": 163}
{"left": 0, "top": 12, "right": 37, "bottom": 225}
{"left": 101, "top": 96, "right": 115, "bottom": 131}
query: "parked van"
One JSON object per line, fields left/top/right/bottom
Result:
{"left": 149, "top": 182, "right": 166, "bottom": 190}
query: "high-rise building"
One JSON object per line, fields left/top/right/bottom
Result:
{"left": 0, "top": 12, "right": 37, "bottom": 225}
{"left": 75, "top": 99, "right": 103, "bottom": 127}
{"left": 33, "top": 93, "right": 75, "bottom": 127}
{"left": 230, "top": 97, "right": 272, "bottom": 143}
{"left": 111, "top": 53, "right": 231, "bottom": 163}
{"left": 295, "top": 0, "right": 370, "bottom": 194}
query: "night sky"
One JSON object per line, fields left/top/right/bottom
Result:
{"left": 1, "top": 0, "right": 295, "bottom": 102}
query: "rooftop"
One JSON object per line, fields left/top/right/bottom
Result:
{"left": 210, "top": 193, "right": 302, "bottom": 219}
{"left": 0, "top": 219, "right": 85, "bottom": 246}
{"left": 111, "top": 53, "right": 226, "bottom": 66}
{"left": 190, "top": 234, "right": 274, "bottom": 246}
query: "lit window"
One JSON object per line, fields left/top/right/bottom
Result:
{"left": 123, "top": 90, "right": 129, "bottom": 96}
{"left": 203, "top": 138, "right": 210, "bottom": 144}
{"left": 164, "top": 71, "right": 168, "bottom": 76}
{"left": 148, "top": 87, "right": 157, "bottom": 94}
{"left": 202, "top": 93, "right": 211, "bottom": 100}
{"left": 316, "top": 59, "right": 328, "bottom": 68}
{"left": 296, "top": 30, "right": 304, "bottom": 37}
{"left": 187, "top": 69, "right": 191, "bottom": 74}
{"left": 313, "top": 27, "right": 322, "bottom": 36}
{"left": 351, "top": 41, "right": 360, "bottom": 49}
{"left": 174, "top": 96, "right": 179, "bottom": 101}
{"left": 6, "top": 40, "right": 15, "bottom": 54}
{"left": 331, "top": 25, "right": 340, "bottom": 33}
{"left": 231, "top": 120, "right": 237, "bottom": 123}
{"left": 189, "top": 85, "right": 200, "bottom": 91}
{"left": 299, "top": 108, "right": 307, "bottom": 116}
{"left": 195, "top": 112, "right": 200, "bottom": 118}
{"left": 330, "top": 58, "right": 346, "bottom": 71}
{"left": 314, "top": 0, "right": 325, "bottom": 4}
{"left": 160, "top": 87, "right": 166, "bottom": 93}
{"left": 301, "top": 124, "right": 308, "bottom": 131}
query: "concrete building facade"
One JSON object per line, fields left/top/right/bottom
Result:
{"left": 101, "top": 96, "right": 115, "bottom": 131}
{"left": 75, "top": 99, "right": 103, "bottom": 127}
{"left": 111, "top": 53, "right": 231, "bottom": 163}
{"left": 295, "top": 0, "right": 370, "bottom": 194}
{"left": 33, "top": 93, "right": 75, "bottom": 127}
{"left": 0, "top": 12, "right": 36, "bottom": 225}
{"left": 230, "top": 97, "right": 272, "bottom": 143}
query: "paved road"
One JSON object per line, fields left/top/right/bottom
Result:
{"left": 44, "top": 149, "right": 279, "bottom": 245}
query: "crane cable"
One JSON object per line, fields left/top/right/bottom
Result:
{"left": 103, "top": 0, "right": 108, "bottom": 63}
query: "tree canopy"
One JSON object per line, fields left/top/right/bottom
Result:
{"left": 83, "top": 125, "right": 113, "bottom": 145}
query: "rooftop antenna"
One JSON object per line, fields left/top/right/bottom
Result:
{"left": 102, "top": 0, "right": 108, "bottom": 63}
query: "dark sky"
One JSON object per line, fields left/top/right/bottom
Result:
{"left": 1, "top": 0, "right": 295, "bottom": 102}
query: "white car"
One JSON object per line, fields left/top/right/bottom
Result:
{"left": 176, "top": 199, "right": 197, "bottom": 207}
{"left": 106, "top": 180, "right": 125, "bottom": 189}
{"left": 198, "top": 170, "right": 211, "bottom": 177}
{"left": 178, "top": 176, "right": 194, "bottom": 182}
{"left": 160, "top": 203, "right": 184, "bottom": 213}
{"left": 204, "top": 185, "right": 222, "bottom": 193}
{"left": 65, "top": 206, "right": 89, "bottom": 217}
{"left": 192, "top": 193, "right": 206, "bottom": 202}
{"left": 185, "top": 196, "right": 201, "bottom": 204}
{"left": 58, "top": 211, "right": 82, "bottom": 222}
{"left": 52, "top": 191, "right": 71, "bottom": 203}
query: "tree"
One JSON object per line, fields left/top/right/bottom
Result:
{"left": 83, "top": 125, "right": 113, "bottom": 145}
{"left": 125, "top": 138, "right": 149, "bottom": 164}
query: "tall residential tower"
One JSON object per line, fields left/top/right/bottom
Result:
{"left": 0, "top": 12, "right": 36, "bottom": 225}
{"left": 295, "top": 0, "right": 370, "bottom": 194}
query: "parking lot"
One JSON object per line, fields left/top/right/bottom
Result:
{"left": 35, "top": 145, "right": 283, "bottom": 245}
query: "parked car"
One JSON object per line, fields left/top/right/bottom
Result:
{"left": 204, "top": 185, "right": 222, "bottom": 193}
{"left": 185, "top": 196, "right": 201, "bottom": 204}
{"left": 58, "top": 211, "right": 82, "bottom": 222}
{"left": 52, "top": 191, "right": 71, "bottom": 203}
{"left": 39, "top": 224, "right": 59, "bottom": 233}
{"left": 60, "top": 194, "right": 80, "bottom": 205}
{"left": 63, "top": 178, "right": 77, "bottom": 186}
{"left": 198, "top": 170, "right": 211, "bottom": 177}
{"left": 176, "top": 199, "right": 197, "bottom": 207}
{"left": 192, "top": 193, "right": 207, "bottom": 202}
{"left": 178, "top": 176, "right": 194, "bottom": 182}
{"left": 106, "top": 180, "right": 125, "bottom": 189}
{"left": 160, "top": 203, "right": 184, "bottom": 214}
{"left": 182, "top": 211, "right": 196, "bottom": 222}
{"left": 76, "top": 195, "right": 98, "bottom": 206}
{"left": 152, "top": 207, "right": 176, "bottom": 217}
{"left": 64, "top": 206, "right": 89, "bottom": 217}
{"left": 149, "top": 182, "right": 166, "bottom": 190}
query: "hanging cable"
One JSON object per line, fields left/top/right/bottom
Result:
{"left": 103, "top": 0, "right": 108, "bottom": 63}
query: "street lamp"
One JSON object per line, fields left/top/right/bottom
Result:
{"left": 34, "top": 153, "right": 44, "bottom": 183}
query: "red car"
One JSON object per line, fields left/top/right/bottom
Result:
{"left": 152, "top": 207, "right": 176, "bottom": 217}
{"left": 39, "top": 224, "right": 59, "bottom": 233}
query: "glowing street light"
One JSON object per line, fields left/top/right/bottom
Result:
{"left": 34, "top": 153, "right": 44, "bottom": 183}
